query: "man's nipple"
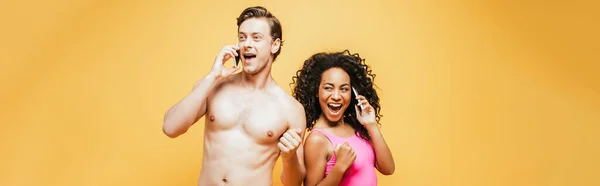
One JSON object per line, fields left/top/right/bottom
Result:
{"left": 209, "top": 114, "right": 215, "bottom": 121}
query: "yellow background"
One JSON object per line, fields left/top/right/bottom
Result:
{"left": 1, "top": 0, "right": 599, "bottom": 186}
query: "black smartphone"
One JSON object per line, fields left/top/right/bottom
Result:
{"left": 234, "top": 41, "right": 241, "bottom": 67}
{"left": 235, "top": 50, "right": 240, "bottom": 67}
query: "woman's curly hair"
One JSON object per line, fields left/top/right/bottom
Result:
{"left": 290, "top": 50, "right": 381, "bottom": 141}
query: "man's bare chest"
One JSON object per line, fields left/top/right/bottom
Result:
{"left": 207, "top": 92, "right": 289, "bottom": 144}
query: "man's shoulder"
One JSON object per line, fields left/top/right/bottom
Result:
{"left": 268, "top": 86, "right": 306, "bottom": 129}
{"left": 221, "top": 73, "right": 243, "bottom": 85}
{"left": 205, "top": 74, "right": 244, "bottom": 103}
{"left": 213, "top": 73, "right": 242, "bottom": 91}
{"left": 271, "top": 86, "right": 304, "bottom": 111}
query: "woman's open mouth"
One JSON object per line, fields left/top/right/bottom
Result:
{"left": 327, "top": 103, "right": 342, "bottom": 114}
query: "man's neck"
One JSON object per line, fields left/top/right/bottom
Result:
{"left": 240, "top": 66, "right": 274, "bottom": 90}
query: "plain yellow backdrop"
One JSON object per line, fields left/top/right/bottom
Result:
{"left": 1, "top": 0, "right": 599, "bottom": 186}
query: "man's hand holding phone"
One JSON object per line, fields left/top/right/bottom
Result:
{"left": 210, "top": 43, "right": 240, "bottom": 79}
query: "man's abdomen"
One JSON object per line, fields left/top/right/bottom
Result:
{"left": 198, "top": 130, "right": 279, "bottom": 186}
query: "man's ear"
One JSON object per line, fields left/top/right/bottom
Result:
{"left": 271, "top": 38, "right": 281, "bottom": 54}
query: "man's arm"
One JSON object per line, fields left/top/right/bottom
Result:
{"left": 280, "top": 101, "right": 307, "bottom": 186}
{"left": 162, "top": 73, "right": 219, "bottom": 138}
{"left": 162, "top": 45, "right": 239, "bottom": 138}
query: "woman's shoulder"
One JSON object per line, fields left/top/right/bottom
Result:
{"left": 304, "top": 129, "right": 334, "bottom": 157}
{"left": 305, "top": 129, "right": 331, "bottom": 146}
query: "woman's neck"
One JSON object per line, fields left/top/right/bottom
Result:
{"left": 316, "top": 114, "right": 346, "bottom": 128}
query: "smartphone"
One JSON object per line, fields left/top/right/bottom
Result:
{"left": 234, "top": 42, "right": 241, "bottom": 68}
{"left": 352, "top": 86, "right": 363, "bottom": 111}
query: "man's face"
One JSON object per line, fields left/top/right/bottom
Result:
{"left": 238, "top": 18, "right": 280, "bottom": 75}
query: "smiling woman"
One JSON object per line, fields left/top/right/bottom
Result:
{"left": 291, "top": 50, "right": 395, "bottom": 186}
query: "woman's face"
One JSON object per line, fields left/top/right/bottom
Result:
{"left": 318, "top": 68, "right": 352, "bottom": 123}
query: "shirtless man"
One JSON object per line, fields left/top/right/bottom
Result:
{"left": 162, "top": 6, "right": 306, "bottom": 186}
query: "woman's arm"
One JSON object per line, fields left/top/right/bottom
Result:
{"left": 356, "top": 95, "right": 395, "bottom": 175}
{"left": 367, "top": 125, "right": 395, "bottom": 175}
{"left": 303, "top": 132, "right": 355, "bottom": 186}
